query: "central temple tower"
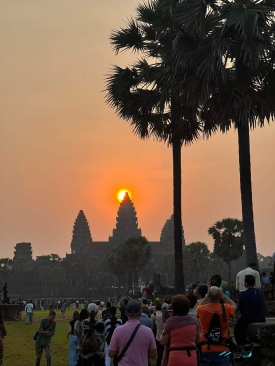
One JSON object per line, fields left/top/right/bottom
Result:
{"left": 109, "top": 192, "right": 142, "bottom": 245}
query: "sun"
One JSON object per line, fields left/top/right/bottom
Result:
{"left": 117, "top": 189, "right": 131, "bottom": 202}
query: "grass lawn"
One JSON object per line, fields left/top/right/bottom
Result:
{"left": 5, "top": 309, "right": 73, "bottom": 366}
{"left": 4, "top": 309, "right": 158, "bottom": 366}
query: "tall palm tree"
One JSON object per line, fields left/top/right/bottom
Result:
{"left": 175, "top": 0, "right": 275, "bottom": 267}
{"left": 105, "top": 0, "right": 203, "bottom": 293}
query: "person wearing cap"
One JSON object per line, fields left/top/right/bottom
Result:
{"left": 236, "top": 262, "right": 261, "bottom": 292}
{"left": 197, "top": 286, "right": 236, "bottom": 366}
{"left": 79, "top": 303, "right": 105, "bottom": 366}
{"left": 108, "top": 300, "right": 156, "bottom": 366}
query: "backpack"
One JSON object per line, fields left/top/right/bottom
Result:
{"left": 204, "top": 304, "right": 226, "bottom": 346}
{"left": 81, "top": 322, "right": 99, "bottom": 354}
{"left": 106, "top": 317, "right": 117, "bottom": 345}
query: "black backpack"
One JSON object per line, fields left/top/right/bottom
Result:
{"left": 204, "top": 304, "right": 226, "bottom": 346}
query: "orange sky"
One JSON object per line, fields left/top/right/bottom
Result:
{"left": 1, "top": 0, "right": 274, "bottom": 259}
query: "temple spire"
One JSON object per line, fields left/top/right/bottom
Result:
{"left": 109, "top": 193, "right": 141, "bottom": 244}
{"left": 71, "top": 210, "right": 93, "bottom": 254}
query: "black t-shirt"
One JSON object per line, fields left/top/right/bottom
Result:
{"left": 69, "top": 319, "right": 77, "bottom": 335}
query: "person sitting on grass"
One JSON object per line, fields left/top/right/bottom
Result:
{"left": 234, "top": 275, "right": 265, "bottom": 358}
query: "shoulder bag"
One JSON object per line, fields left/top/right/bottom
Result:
{"left": 113, "top": 323, "right": 141, "bottom": 366}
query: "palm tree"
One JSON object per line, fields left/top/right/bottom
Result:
{"left": 175, "top": 0, "right": 275, "bottom": 267}
{"left": 208, "top": 218, "right": 244, "bottom": 282}
{"left": 39, "top": 266, "right": 50, "bottom": 296}
{"left": 105, "top": 0, "right": 203, "bottom": 293}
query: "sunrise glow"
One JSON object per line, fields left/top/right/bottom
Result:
{"left": 117, "top": 190, "right": 131, "bottom": 202}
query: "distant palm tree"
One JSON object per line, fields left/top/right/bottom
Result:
{"left": 208, "top": 218, "right": 244, "bottom": 282}
{"left": 0, "top": 258, "right": 12, "bottom": 282}
{"left": 39, "top": 266, "right": 50, "bottom": 296}
{"left": 51, "top": 267, "right": 66, "bottom": 296}
{"left": 86, "top": 256, "right": 102, "bottom": 287}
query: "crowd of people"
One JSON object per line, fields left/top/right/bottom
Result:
{"left": 0, "top": 261, "right": 274, "bottom": 366}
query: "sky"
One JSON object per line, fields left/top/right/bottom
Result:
{"left": 1, "top": 0, "right": 274, "bottom": 259}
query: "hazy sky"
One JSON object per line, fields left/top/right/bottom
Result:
{"left": 1, "top": 0, "right": 274, "bottom": 260}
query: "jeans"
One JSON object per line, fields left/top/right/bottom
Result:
{"left": 35, "top": 344, "right": 52, "bottom": 366}
{"left": 105, "top": 343, "right": 111, "bottom": 366}
{"left": 156, "top": 340, "right": 164, "bottom": 366}
{"left": 200, "top": 352, "right": 231, "bottom": 366}
{"left": 26, "top": 312, "right": 33, "bottom": 324}
{"left": 69, "top": 334, "right": 78, "bottom": 366}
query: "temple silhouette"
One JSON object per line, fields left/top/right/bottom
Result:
{"left": 66, "top": 192, "right": 178, "bottom": 260}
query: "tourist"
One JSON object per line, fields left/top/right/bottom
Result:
{"left": 2, "top": 284, "right": 8, "bottom": 304}
{"left": 160, "top": 295, "right": 200, "bottom": 366}
{"left": 35, "top": 310, "right": 56, "bottom": 366}
{"left": 118, "top": 297, "right": 129, "bottom": 324}
{"left": 79, "top": 303, "right": 105, "bottom": 366}
{"left": 195, "top": 285, "right": 208, "bottom": 306}
{"left": 234, "top": 275, "right": 265, "bottom": 356}
{"left": 236, "top": 262, "right": 261, "bottom": 292}
{"left": 140, "top": 305, "right": 153, "bottom": 329}
{"left": 197, "top": 287, "right": 236, "bottom": 366}
{"left": 105, "top": 306, "right": 122, "bottom": 366}
{"left": 108, "top": 301, "right": 156, "bottom": 365}
{"left": 25, "top": 299, "right": 34, "bottom": 325}
{"left": 67, "top": 311, "right": 79, "bottom": 366}
{"left": 152, "top": 303, "right": 165, "bottom": 366}
{"left": 0, "top": 312, "right": 7, "bottom": 366}
{"left": 61, "top": 301, "right": 67, "bottom": 320}
{"left": 187, "top": 294, "right": 197, "bottom": 317}
{"left": 102, "top": 301, "right": 111, "bottom": 322}
{"left": 74, "top": 309, "right": 89, "bottom": 366}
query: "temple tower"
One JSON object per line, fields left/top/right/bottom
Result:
{"left": 71, "top": 210, "right": 93, "bottom": 254}
{"left": 109, "top": 192, "right": 141, "bottom": 245}
{"left": 13, "top": 242, "right": 33, "bottom": 262}
{"left": 160, "top": 214, "right": 185, "bottom": 253}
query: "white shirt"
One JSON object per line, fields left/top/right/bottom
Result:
{"left": 154, "top": 311, "right": 164, "bottom": 342}
{"left": 236, "top": 267, "right": 261, "bottom": 291}
{"left": 25, "top": 303, "right": 33, "bottom": 313}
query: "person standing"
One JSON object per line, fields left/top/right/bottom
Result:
{"left": 61, "top": 301, "right": 67, "bottom": 320}
{"left": 25, "top": 300, "right": 34, "bottom": 325}
{"left": 35, "top": 310, "right": 56, "bottom": 366}
{"left": 2, "top": 284, "right": 8, "bottom": 304}
{"left": 197, "top": 287, "right": 236, "bottom": 366}
{"left": 108, "top": 301, "right": 156, "bottom": 366}
{"left": 79, "top": 303, "right": 105, "bottom": 366}
{"left": 0, "top": 312, "right": 7, "bottom": 366}
{"left": 105, "top": 306, "right": 122, "bottom": 366}
{"left": 236, "top": 263, "right": 261, "bottom": 292}
{"left": 67, "top": 311, "right": 79, "bottom": 366}
{"left": 234, "top": 275, "right": 265, "bottom": 355}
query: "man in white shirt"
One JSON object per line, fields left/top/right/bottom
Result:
{"left": 25, "top": 300, "right": 34, "bottom": 325}
{"left": 236, "top": 262, "right": 261, "bottom": 292}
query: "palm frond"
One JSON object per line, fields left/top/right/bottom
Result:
{"left": 110, "top": 18, "right": 143, "bottom": 54}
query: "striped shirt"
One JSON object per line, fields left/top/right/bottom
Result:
{"left": 104, "top": 317, "right": 122, "bottom": 345}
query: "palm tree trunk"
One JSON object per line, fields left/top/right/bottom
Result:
{"left": 172, "top": 133, "right": 185, "bottom": 293}
{"left": 237, "top": 126, "right": 259, "bottom": 267}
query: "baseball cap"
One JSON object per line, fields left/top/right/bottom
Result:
{"left": 155, "top": 298, "right": 160, "bottom": 302}
{"left": 161, "top": 303, "right": 168, "bottom": 310}
{"left": 87, "top": 303, "right": 98, "bottom": 314}
{"left": 126, "top": 301, "right": 141, "bottom": 314}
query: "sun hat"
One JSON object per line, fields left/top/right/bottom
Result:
{"left": 87, "top": 303, "right": 98, "bottom": 314}
{"left": 126, "top": 301, "right": 141, "bottom": 314}
{"left": 161, "top": 303, "right": 168, "bottom": 309}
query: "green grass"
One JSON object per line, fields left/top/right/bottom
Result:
{"left": 5, "top": 309, "right": 73, "bottom": 366}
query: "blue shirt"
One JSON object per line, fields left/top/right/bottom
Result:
{"left": 140, "top": 313, "right": 152, "bottom": 329}
{"left": 261, "top": 276, "right": 269, "bottom": 284}
{"left": 239, "top": 288, "right": 265, "bottom": 323}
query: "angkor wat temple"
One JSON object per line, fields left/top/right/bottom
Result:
{"left": 9, "top": 193, "right": 179, "bottom": 297}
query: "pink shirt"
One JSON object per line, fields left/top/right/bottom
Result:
{"left": 109, "top": 319, "right": 156, "bottom": 366}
